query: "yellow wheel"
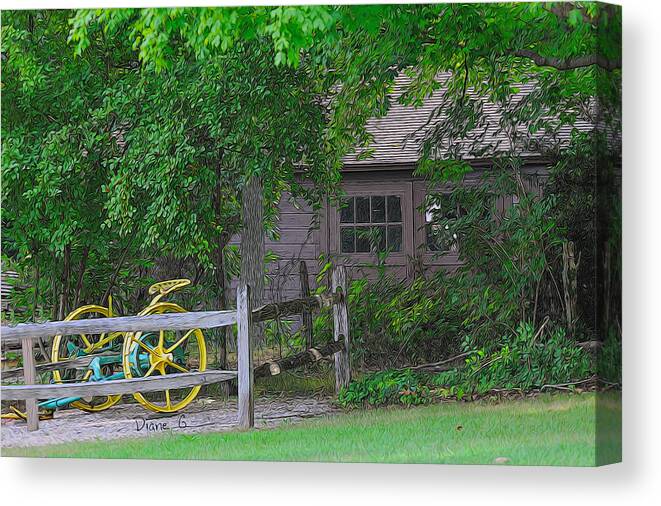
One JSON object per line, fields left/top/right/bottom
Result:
{"left": 122, "top": 302, "right": 207, "bottom": 413}
{"left": 52, "top": 305, "right": 122, "bottom": 412}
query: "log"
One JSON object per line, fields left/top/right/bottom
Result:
{"left": 1, "top": 370, "right": 237, "bottom": 401}
{"left": 0, "top": 310, "right": 237, "bottom": 343}
{"left": 251, "top": 293, "right": 336, "bottom": 323}
{"left": 578, "top": 340, "right": 603, "bottom": 352}
{"left": 408, "top": 352, "right": 472, "bottom": 373}
{"left": 254, "top": 340, "right": 345, "bottom": 378}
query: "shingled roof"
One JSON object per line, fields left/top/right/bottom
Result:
{"left": 343, "top": 73, "right": 595, "bottom": 168}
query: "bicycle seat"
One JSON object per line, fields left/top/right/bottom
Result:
{"left": 148, "top": 279, "right": 191, "bottom": 295}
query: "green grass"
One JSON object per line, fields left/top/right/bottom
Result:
{"left": 3, "top": 392, "right": 621, "bottom": 466}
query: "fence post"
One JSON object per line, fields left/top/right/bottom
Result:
{"left": 237, "top": 282, "right": 254, "bottom": 429}
{"left": 20, "top": 337, "right": 39, "bottom": 431}
{"left": 332, "top": 266, "right": 351, "bottom": 393}
{"left": 299, "top": 260, "right": 313, "bottom": 349}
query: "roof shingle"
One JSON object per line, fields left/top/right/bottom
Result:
{"left": 343, "top": 73, "right": 595, "bottom": 167}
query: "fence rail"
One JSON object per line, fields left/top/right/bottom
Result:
{"left": 3, "top": 351, "right": 120, "bottom": 379}
{"left": 0, "top": 310, "right": 237, "bottom": 343}
{"left": 1, "top": 370, "right": 237, "bottom": 401}
{"left": 0, "top": 294, "right": 338, "bottom": 344}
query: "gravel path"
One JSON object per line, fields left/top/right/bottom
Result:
{"left": 1, "top": 395, "right": 339, "bottom": 449}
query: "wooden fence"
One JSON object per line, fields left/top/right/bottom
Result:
{"left": 0, "top": 265, "right": 351, "bottom": 432}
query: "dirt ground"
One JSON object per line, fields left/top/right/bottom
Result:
{"left": 1, "top": 394, "right": 338, "bottom": 449}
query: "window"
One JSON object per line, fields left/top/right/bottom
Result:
{"left": 425, "top": 199, "right": 461, "bottom": 253}
{"left": 340, "top": 195, "right": 403, "bottom": 253}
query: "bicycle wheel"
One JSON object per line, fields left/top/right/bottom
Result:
{"left": 122, "top": 302, "right": 207, "bottom": 413}
{"left": 51, "top": 305, "right": 122, "bottom": 412}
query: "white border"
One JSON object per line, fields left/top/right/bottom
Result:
{"left": 3, "top": 1, "right": 660, "bottom": 505}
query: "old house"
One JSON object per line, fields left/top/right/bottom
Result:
{"left": 259, "top": 75, "right": 589, "bottom": 302}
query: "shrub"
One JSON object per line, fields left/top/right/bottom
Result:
{"left": 433, "top": 322, "right": 592, "bottom": 395}
{"left": 339, "top": 321, "right": 593, "bottom": 408}
{"left": 309, "top": 261, "right": 465, "bottom": 368}
{"left": 338, "top": 369, "right": 432, "bottom": 408}
{"left": 346, "top": 273, "right": 464, "bottom": 367}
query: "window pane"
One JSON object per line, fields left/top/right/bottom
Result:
{"left": 426, "top": 224, "right": 441, "bottom": 251}
{"left": 340, "top": 194, "right": 406, "bottom": 255}
{"left": 355, "top": 226, "right": 370, "bottom": 252}
{"left": 426, "top": 223, "right": 456, "bottom": 252}
{"left": 372, "top": 225, "right": 386, "bottom": 251}
{"left": 340, "top": 197, "right": 354, "bottom": 223}
{"left": 387, "top": 195, "right": 401, "bottom": 222}
{"left": 340, "top": 227, "right": 355, "bottom": 253}
{"left": 355, "top": 197, "right": 370, "bottom": 223}
{"left": 387, "top": 225, "right": 402, "bottom": 252}
{"left": 425, "top": 201, "right": 440, "bottom": 223}
{"left": 371, "top": 196, "right": 386, "bottom": 222}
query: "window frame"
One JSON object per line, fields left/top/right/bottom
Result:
{"left": 412, "top": 181, "right": 461, "bottom": 267}
{"left": 424, "top": 199, "right": 462, "bottom": 254}
{"left": 413, "top": 180, "right": 507, "bottom": 265}
{"left": 329, "top": 182, "right": 413, "bottom": 266}
{"left": 339, "top": 195, "right": 404, "bottom": 254}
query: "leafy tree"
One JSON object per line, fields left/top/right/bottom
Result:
{"left": 1, "top": 10, "right": 141, "bottom": 325}
{"left": 68, "top": 9, "right": 345, "bottom": 348}
{"left": 71, "top": 4, "right": 621, "bottom": 163}
{"left": 3, "top": 3, "right": 621, "bottom": 377}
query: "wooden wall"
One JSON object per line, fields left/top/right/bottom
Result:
{"left": 265, "top": 195, "right": 321, "bottom": 302}
{"left": 229, "top": 191, "right": 321, "bottom": 305}
{"left": 230, "top": 164, "right": 549, "bottom": 303}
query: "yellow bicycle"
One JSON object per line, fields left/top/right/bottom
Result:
{"left": 46, "top": 279, "right": 206, "bottom": 415}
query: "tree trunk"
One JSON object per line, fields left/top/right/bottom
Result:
{"left": 101, "top": 240, "right": 132, "bottom": 306}
{"left": 58, "top": 244, "right": 71, "bottom": 321}
{"left": 31, "top": 261, "right": 48, "bottom": 361}
{"left": 299, "top": 260, "right": 313, "bottom": 349}
{"left": 32, "top": 260, "right": 40, "bottom": 321}
{"left": 51, "top": 275, "right": 58, "bottom": 321}
{"left": 562, "top": 241, "right": 580, "bottom": 338}
{"left": 214, "top": 246, "right": 227, "bottom": 356}
{"left": 72, "top": 245, "right": 90, "bottom": 308}
{"left": 240, "top": 175, "right": 265, "bottom": 343}
{"left": 214, "top": 164, "right": 229, "bottom": 396}
{"left": 602, "top": 242, "right": 612, "bottom": 339}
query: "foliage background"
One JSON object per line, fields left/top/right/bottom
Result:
{"left": 2, "top": 3, "right": 621, "bottom": 392}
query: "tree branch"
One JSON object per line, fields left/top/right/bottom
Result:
{"left": 513, "top": 49, "right": 621, "bottom": 71}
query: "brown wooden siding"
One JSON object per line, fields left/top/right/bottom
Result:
{"left": 230, "top": 164, "right": 549, "bottom": 303}
{"left": 230, "top": 191, "right": 321, "bottom": 304}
